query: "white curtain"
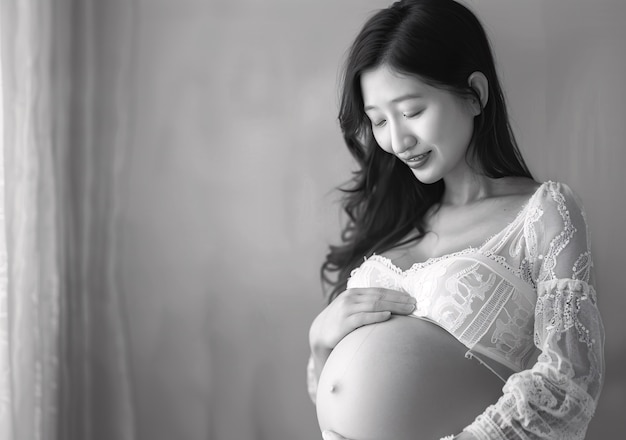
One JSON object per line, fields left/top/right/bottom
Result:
{"left": 0, "top": 2, "right": 62, "bottom": 439}
{"left": 0, "top": 1, "right": 135, "bottom": 439}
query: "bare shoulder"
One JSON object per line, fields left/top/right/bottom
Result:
{"left": 484, "top": 177, "right": 542, "bottom": 220}
{"left": 491, "top": 176, "right": 541, "bottom": 198}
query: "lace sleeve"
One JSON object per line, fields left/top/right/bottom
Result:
{"left": 463, "top": 182, "right": 605, "bottom": 440}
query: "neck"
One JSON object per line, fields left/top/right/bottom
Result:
{"left": 441, "top": 168, "right": 495, "bottom": 206}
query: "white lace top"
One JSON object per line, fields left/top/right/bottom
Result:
{"left": 307, "top": 181, "right": 605, "bottom": 439}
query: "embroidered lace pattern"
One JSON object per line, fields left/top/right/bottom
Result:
{"left": 306, "top": 182, "right": 604, "bottom": 439}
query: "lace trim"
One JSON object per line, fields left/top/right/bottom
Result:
{"left": 523, "top": 203, "right": 543, "bottom": 286}
{"left": 482, "top": 249, "right": 523, "bottom": 279}
{"left": 536, "top": 279, "right": 598, "bottom": 342}
{"left": 539, "top": 183, "right": 577, "bottom": 283}
{"left": 407, "top": 246, "right": 479, "bottom": 272}
{"left": 366, "top": 254, "right": 406, "bottom": 276}
{"left": 464, "top": 412, "right": 506, "bottom": 440}
{"left": 362, "top": 248, "right": 529, "bottom": 291}
{"left": 459, "top": 279, "right": 514, "bottom": 348}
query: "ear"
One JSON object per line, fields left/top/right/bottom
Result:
{"left": 467, "top": 71, "right": 489, "bottom": 115}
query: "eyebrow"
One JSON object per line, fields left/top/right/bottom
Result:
{"left": 364, "top": 94, "right": 424, "bottom": 111}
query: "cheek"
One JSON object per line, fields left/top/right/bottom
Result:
{"left": 450, "top": 114, "right": 475, "bottom": 147}
{"left": 428, "top": 108, "right": 473, "bottom": 148}
{"left": 412, "top": 114, "right": 441, "bottom": 144}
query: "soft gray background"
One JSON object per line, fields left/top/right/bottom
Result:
{"left": 94, "top": 0, "right": 626, "bottom": 438}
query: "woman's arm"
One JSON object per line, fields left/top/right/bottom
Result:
{"left": 460, "top": 182, "right": 605, "bottom": 439}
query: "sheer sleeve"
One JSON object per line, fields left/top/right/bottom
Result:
{"left": 463, "top": 182, "right": 605, "bottom": 440}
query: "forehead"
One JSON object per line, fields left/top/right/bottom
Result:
{"left": 360, "top": 66, "right": 433, "bottom": 108}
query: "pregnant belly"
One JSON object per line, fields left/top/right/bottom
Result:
{"left": 316, "top": 316, "right": 502, "bottom": 440}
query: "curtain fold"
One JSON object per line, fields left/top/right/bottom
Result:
{"left": 0, "top": 1, "right": 136, "bottom": 439}
{"left": 0, "top": 2, "right": 61, "bottom": 439}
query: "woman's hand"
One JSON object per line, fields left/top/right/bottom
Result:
{"left": 309, "top": 287, "right": 416, "bottom": 371}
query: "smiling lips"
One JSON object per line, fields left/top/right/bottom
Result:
{"left": 405, "top": 151, "right": 432, "bottom": 168}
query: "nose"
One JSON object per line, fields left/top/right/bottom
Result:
{"left": 390, "top": 128, "right": 418, "bottom": 155}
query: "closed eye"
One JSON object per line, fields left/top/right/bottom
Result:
{"left": 403, "top": 110, "right": 424, "bottom": 119}
{"left": 373, "top": 119, "right": 387, "bottom": 127}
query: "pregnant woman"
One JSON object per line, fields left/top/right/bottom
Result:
{"left": 307, "top": 1, "right": 605, "bottom": 439}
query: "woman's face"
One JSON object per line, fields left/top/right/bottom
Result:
{"left": 361, "top": 65, "right": 477, "bottom": 184}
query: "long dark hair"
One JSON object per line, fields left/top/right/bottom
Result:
{"left": 321, "top": 0, "right": 533, "bottom": 302}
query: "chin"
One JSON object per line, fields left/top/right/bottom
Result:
{"left": 410, "top": 169, "right": 441, "bottom": 185}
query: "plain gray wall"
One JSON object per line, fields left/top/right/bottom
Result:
{"left": 93, "top": 0, "right": 626, "bottom": 438}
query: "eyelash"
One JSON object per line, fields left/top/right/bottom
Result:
{"left": 403, "top": 110, "right": 423, "bottom": 119}
{"left": 372, "top": 110, "right": 423, "bottom": 128}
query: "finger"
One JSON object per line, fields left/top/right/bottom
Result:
{"left": 322, "top": 430, "right": 351, "bottom": 440}
{"left": 352, "top": 287, "right": 415, "bottom": 304}
{"left": 346, "top": 310, "right": 393, "bottom": 328}
{"left": 349, "top": 298, "right": 416, "bottom": 315}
